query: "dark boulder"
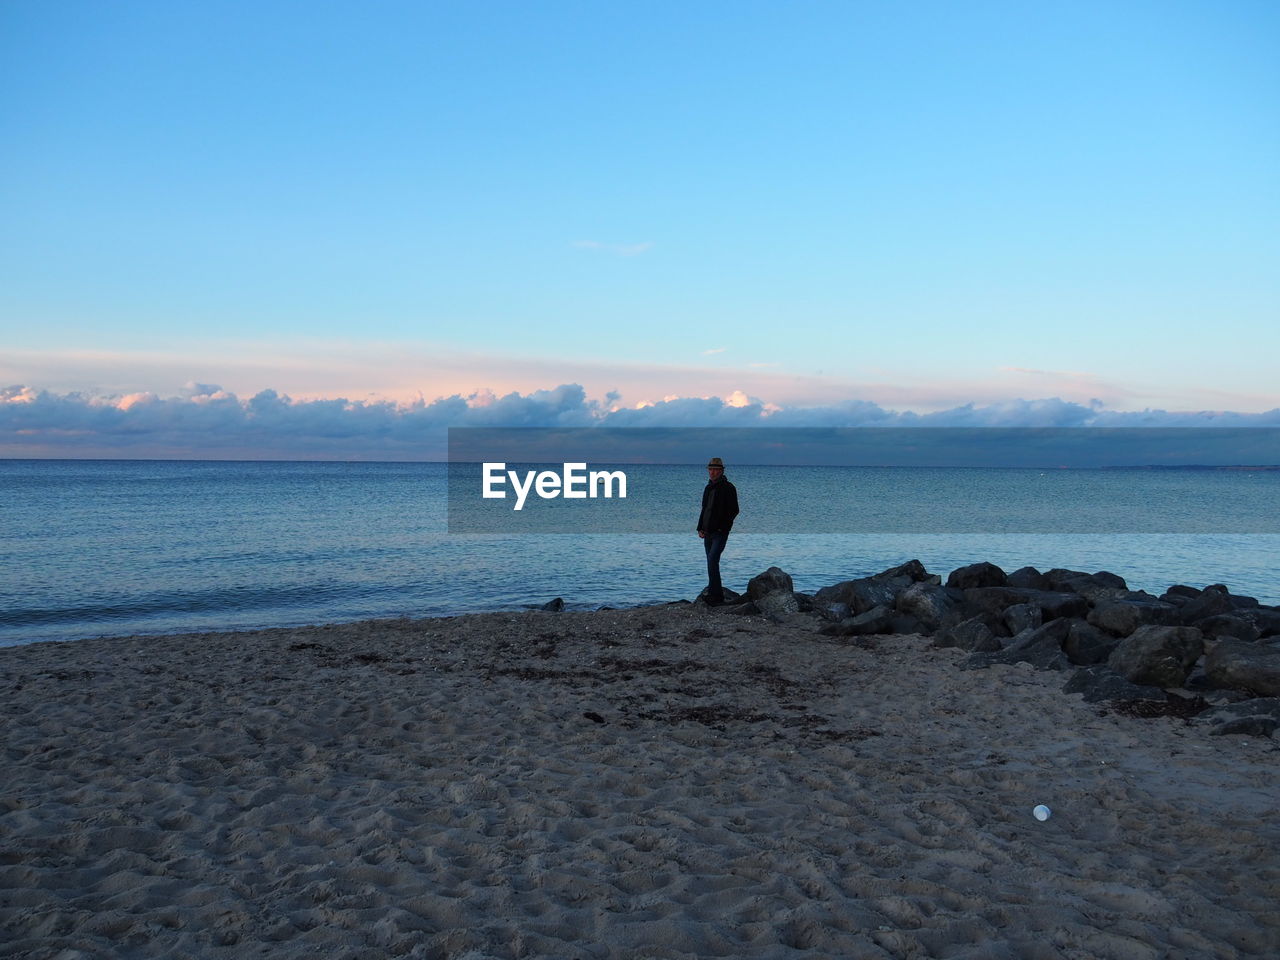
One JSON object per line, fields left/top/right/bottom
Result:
{"left": 1043, "top": 568, "right": 1090, "bottom": 591}
{"left": 960, "top": 586, "right": 1086, "bottom": 622}
{"left": 820, "top": 605, "right": 895, "bottom": 637}
{"left": 1064, "top": 621, "right": 1119, "bottom": 665}
{"left": 962, "top": 586, "right": 1029, "bottom": 617}
{"left": 848, "top": 577, "right": 909, "bottom": 613}
{"left": 1234, "top": 607, "right": 1280, "bottom": 638}
{"left": 962, "top": 618, "right": 1073, "bottom": 672}
{"left": 813, "top": 576, "right": 906, "bottom": 615}
{"left": 1044, "top": 569, "right": 1131, "bottom": 604}
{"left": 1087, "top": 599, "right": 1180, "bottom": 637}
{"left": 1209, "top": 716, "right": 1278, "bottom": 738}
{"left": 890, "top": 614, "right": 926, "bottom": 635}
{"left": 895, "top": 582, "right": 960, "bottom": 631}
{"left": 747, "top": 567, "right": 794, "bottom": 602}
{"left": 1204, "top": 640, "right": 1280, "bottom": 697}
{"left": 755, "top": 590, "right": 801, "bottom": 619}
{"left": 1195, "top": 699, "right": 1274, "bottom": 735}
{"left": 1107, "top": 625, "right": 1204, "bottom": 689}
{"left": 933, "top": 615, "right": 1002, "bottom": 652}
{"left": 946, "top": 562, "right": 1007, "bottom": 590}
{"left": 1003, "top": 603, "right": 1043, "bottom": 636}
{"left": 1194, "top": 697, "right": 1280, "bottom": 729}
{"left": 1092, "top": 571, "right": 1129, "bottom": 590}
{"left": 697, "top": 587, "right": 742, "bottom": 606}
{"left": 1179, "top": 586, "right": 1235, "bottom": 623}
{"left": 1023, "top": 590, "right": 1091, "bottom": 621}
{"left": 794, "top": 592, "right": 815, "bottom": 613}
{"left": 1161, "top": 584, "right": 1202, "bottom": 602}
{"left": 873, "top": 559, "right": 931, "bottom": 582}
{"left": 540, "top": 597, "right": 565, "bottom": 612}
{"left": 1194, "top": 614, "right": 1261, "bottom": 644}
{"left": 812, "top": 600, "right": 851, "bottom": 622}
{"left": 1006, "top": 566, "right": 1049, "bottom": 590}
{"left": 1062, "top": 666, "right": 1165, "bottom": 704}
{"left": 1044, "top": 568, "right": 1126, "bottom": 592}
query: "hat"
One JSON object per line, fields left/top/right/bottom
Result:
{"left": 707, "top": 457, "right": 724, "bottom": 469}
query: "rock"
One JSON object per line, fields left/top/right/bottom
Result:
{"left": 1234, "top": 607, "right": 1280, "bottom": 638}
{"left": 1043, "top": 568, "right": 1091, "bottom": 591}
{"left": 962, "top": 587, "right": 1029, "bottom": 617}
{"left": 1064, "top": 620, "right": 1119, "bottom": 665}
{"left": 962, "top": 618, "right": 1073, "bottom": 671}
{"left": 1179, "top": 586, "right": 1235, "bottom": 623}
{"left": 1006, "top": 566, "right": 1049, "bottom": 590}
{"left": 848, "top": 578, "right": 909, "bottom": 613}
{"left": 1087, "top": 599, "right": 1180, "bottom": 637}
{"left": 1092, "top": 571, "right": 1129, "bottom": 590}
{"left": 1204, "top": 640, "right": 1280, "bottom": 697}
{"left": 1107, "top": 625, "right": 1204, "bottom": 689}
{"left": 719, "top": 600, "right": 760, "bottom": 616}
{"left": 1194, "top": 614, "right": 1261, "bottom": 643}
{"left": 1022, "top": 590, "right": 1091, "bottom": 621}
{"left": 812, "top": 600, "right": 851, "bottom": 622}
{"left": 794, "top": 592, "right": 815, "bottom": 613}
{"left": 1062, "top": 666, "right": 1165, "bottom": 703}
{"left": 895, "top": 582, "right": 960, "bottom": 631}
{"left": 1229, "top": 594, "right": 1261, "bottom": 610}
{"left": 747, "top": 567, "right": 794, "bottom": 602}
{"left": 697, "top": 587, "right": 742, "bottom": 606}
{"left": 933, "top": 615, "right": 1001, "bottom": 652}
{"left": 1003, "top": 603, "right": 1042, "bottom": 636}
{"left": 813, "top": 577, "right": 905, "bottom": 614}
{"left": 1195, "top": 697, "right": 1280, "bottom": 728}
{"left": 946, "top": 562, "right": 1007, "bottom": 590}
{"left": 1209, "top": 717, "right": 1279, "bottom": 738}
{"left": 874, "top": 559, "right": 931, "bottom": 582}
{"left": 1044, "top": 569, "right": 1131, "bottom": 604}
{"left": 820, "top": 605, "right": 895, "bottom": 637}
{"left": 755, "top": 590, "right": 801, "bottom": 619}
{"left": 890, "top": 614, "right": 925, "bottom": 634}
{"left": 1162, "top": 584, "right": 1202, "bottom": 602}
{"left": 540, "top": 597, "right": 565, "bottom": 612}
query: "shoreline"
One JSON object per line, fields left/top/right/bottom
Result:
{"left": 3, "top": 596, "right": 1279, "bottom": 958}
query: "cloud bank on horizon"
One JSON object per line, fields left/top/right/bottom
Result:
{"left": 4, "top": 383, "right": 1278, "bottom": 461}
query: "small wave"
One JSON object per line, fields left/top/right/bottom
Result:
{"left": 0, "top": 582, "right": 387, "bottom": 628}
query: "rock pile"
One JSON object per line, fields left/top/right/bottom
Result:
{"left": 707, "top": 560, "right": 1280, "bottom": 738}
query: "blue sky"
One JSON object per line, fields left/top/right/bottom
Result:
{"left": 2, "top": 1, "right": 1278, "bottom": 455}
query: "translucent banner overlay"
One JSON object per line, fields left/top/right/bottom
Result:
{"left": 447, "top": 427, "right": 1280, "bottom": 534}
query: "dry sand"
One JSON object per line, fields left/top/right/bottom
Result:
{"left": 2, "top": 605, "right": 1278, "bottom": 959}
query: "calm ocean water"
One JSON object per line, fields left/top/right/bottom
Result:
{"left": 1, "top": 459, "right": 1277, "bottom": 646}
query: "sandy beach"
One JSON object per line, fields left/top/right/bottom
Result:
{"left": 2, "top": 603, "right": 1278, "bottom": 959}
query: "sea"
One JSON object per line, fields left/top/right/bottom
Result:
{"left": 2, "top": 459, "right": 1278, "bottom": 647}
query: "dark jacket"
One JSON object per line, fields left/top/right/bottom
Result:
{"left": 697, "top": 476, "right": 739, "bottom": 534}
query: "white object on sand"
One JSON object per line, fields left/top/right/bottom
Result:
{"left": 1033, "top": 804, "right": 1052, "bottom": 821}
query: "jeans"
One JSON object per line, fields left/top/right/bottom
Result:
{"left": 703, "top": 531, "right": 729, "bottom": 601}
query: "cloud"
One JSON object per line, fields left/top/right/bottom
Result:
{"left": 4, "top": 382, "right": 1279, "bottom": 460}
{"left": 702, "top": 348, "right": 727, "bottom": 356}
{"left": 6, "top": 342, "right": 1279, "bottom": 417}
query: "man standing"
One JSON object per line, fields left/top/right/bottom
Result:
{"left": 697, "top": 457, "right": 739, "bottom": 605}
